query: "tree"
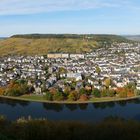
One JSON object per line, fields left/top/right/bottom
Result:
{"left": 127, "top": 90, "right": 134, "bottom": 97}
{"left": 70, "top": 81, "right": 76, "bottom": 90}
{"left": 116, "top": 88, "right": 127, "bottom": 98}
{"left": 53, "top": 92, "right": 64, "bottom": 101}
{"left": 125, "top": 82, "right": 136, "bottom": 90}
{"left": 101, "top": 88, "right": 115, "bottom": 97}
{"left": 44, "top": 91, "right": 53, "bottom": 101}
{"left": 68, "top": 93, "right": 75, "bottom": 101}
{"left": 49, "top": 87, "right": 58, "bottom": 95}
{"left": 79, "top": 94, "right": 88, "bottom": 101}
{"left": 4, "top": 81, "right": 29, "bottom": 96}
{"left": 101, "top": 88, "right": 107, "bottom": 97}
{"left": 104, "top": 78, "right": 111, "bottom": 89}
{"left": 59, "top": 67, "right": 67, "bottom": 74}
{"left": 44, "top": 65, "right": 49, "bottom": 74}
{"left": 79, "top": 88, "right": 87, "bottom": 95}
{"left": 92, "top": 88, "right": 101, "bottom": 98}
{"left": 68, "top": 90, "right": 79, "bottom": 101}
{"left": 20, "top": 84, "right": 29, "bottom": 94}
{"left": 0, "top": 88, "right": 5, "bottom": 95}
{"left": 134, "top": 89, "right": 140, "bottom": 96}
{"left": 15, "top": 79, "right": 26, "bottom": 85}
{"left": 95, "top": 66, "right": 101, "bottom": 75}
{"left": 63, "top": 86, "right": 71, "bottom": 99}
{"left": 108, "top": 89, "right": 116, "bottom": 97}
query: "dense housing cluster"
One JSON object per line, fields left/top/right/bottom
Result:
{"left": 0, "top": 42, "right": 139, "bottom": 101}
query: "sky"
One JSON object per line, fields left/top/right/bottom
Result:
{"left": 0, "top": 0, "right": 140, "bottom": 37}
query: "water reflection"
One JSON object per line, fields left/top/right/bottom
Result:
{"left": 0, "top": 97, "right": 140, "bottom": 111}
{"left": 117, "top": 101, "right": 127, "bottom": 107}
{"left": 65, "top": 104, "right": 78, "bottom": 111}
{"left": 43, "top": 103, "right": 64, "bottom": 112}
{"left": 79, "top": 104, "right": 88, "bottom": 110}
{"left": 0, "top": 97, "right": 30, "bottom": 107}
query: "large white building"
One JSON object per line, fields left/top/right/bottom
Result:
{"left": 47, "top": 53, "right": 69, "bottom": 59}
{"left": 70, "top": 54, "right": 85, "bottom": 59}
{"left": 136, "top": 80, "right": 140, "bottom": 90}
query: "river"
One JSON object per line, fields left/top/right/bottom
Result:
{"left": 0, "top": 97, "right": 140, "bottom": 122}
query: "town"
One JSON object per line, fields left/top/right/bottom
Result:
{"left": 0, "top": 42, "right": 140, "bottom": 102}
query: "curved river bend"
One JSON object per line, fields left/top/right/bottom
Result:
{"left": 0, "top": 97, "right": 140, "bottom": 122}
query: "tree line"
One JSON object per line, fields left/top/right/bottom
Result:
{"left": 0, "top": 116, "right": 140, "bottom": 140}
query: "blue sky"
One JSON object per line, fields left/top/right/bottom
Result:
{"left": 0, "top": 0, "right": 140, "bottom": 37}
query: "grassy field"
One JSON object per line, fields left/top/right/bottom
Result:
{"left": 21, "top": 94, "right": 45, "bottom": 101}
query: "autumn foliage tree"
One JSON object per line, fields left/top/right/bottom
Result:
{"left": 68, "top": 90, "right": 79, "bottom": 101}
{"left": 4, "top": 80, "right": 29, "bottom": 96}
{"left": 0, "top": 88, "right": 5, "bottom": 95}
{"left": 116, "top": 88, "right": 127, "bottom": 98}
{"left": 104, "top": 78, "right": 111, "bottom": 89}
{"left": 79, "top": 94, "right": 88, "bottom": 101}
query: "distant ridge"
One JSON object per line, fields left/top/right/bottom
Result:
{"left": 124, "top": 35, "right": 140, "bottom": 41}
{"left": 0, "top": 37, "right": 7, "bottom": 40}
{"left": 11, "top": 34, "right": 128, "bottom": 42}
{"left": 0, "top": 34, "right": 133, "bottom": 56}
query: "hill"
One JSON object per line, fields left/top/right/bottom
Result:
{"left": 124, "top": 35, "right": 140, "bottom": 41}
{"left": 0, "top": 34, "right": 131, "bottom": 56}
{"left": 0, "top": 37, "right": 7, "bottom": 40}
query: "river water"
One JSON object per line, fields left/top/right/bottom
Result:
{"left": 0, "top": 97, "right": 140, "bottom": 122}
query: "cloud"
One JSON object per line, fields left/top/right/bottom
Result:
{"left": 0, "top": 0, "right": 139, "bottom": 15}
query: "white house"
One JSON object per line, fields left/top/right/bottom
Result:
{"left": 67, "top": 73, "right": 82, "bottom": 81}
{"left": 136, "top": 80, "right": 140, "bottom": 90}
{"left": 70, "top": 54, "right": 85, "bottom": 59}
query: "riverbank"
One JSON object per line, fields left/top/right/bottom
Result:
{"left": 0, "top": 94, "right": 140, "bottom": 104}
